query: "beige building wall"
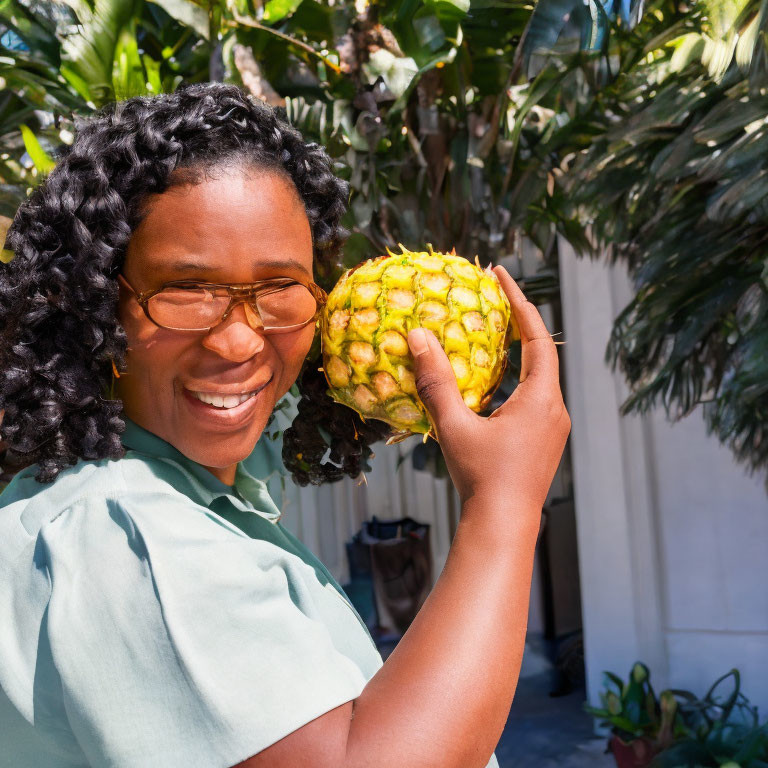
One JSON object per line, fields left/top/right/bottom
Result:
{"left": 558, "top": 238, "right": 768, "bottom": 715}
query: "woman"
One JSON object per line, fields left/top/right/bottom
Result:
{"left": 0, "top": 83, "right": 570, "bottom": 768}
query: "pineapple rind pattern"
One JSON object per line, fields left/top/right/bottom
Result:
{"left": 320, "top": 247, "right": 513, "bottom": 437}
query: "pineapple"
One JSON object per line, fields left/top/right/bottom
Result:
{"left": 320, "top": 245, "right": 514, "bottom": 439}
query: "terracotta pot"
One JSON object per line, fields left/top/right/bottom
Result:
{"left": 609, "top": 735, "right": 658, "bottom": 768}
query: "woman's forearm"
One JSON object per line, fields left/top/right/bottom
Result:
{"left": 344, "top": 496, "right": 541, "bottom": 768}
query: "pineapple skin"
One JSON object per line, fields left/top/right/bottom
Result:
{"left": 320, "top": 247, "right": 514, "bottom": 437}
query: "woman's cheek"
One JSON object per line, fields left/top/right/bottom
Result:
{"left": 273, "top": 326, "right": 316, "bottom": 393}
{"left": 118, "top": 302, "right": 183, "bottom": 387}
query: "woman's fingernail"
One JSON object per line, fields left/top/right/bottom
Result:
{"left": 408, "top": 328, "right": 429, "bottom": 356}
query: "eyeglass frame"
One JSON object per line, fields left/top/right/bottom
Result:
{"left": 116, "top": 273, "right": 328, "bottom": 333}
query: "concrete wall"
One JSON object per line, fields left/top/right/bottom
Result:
{"left": 558, "top": 238, "right": 768, "bottom": 716}
{"left": 648, "top": 406, "right": 768, "bottom": 709}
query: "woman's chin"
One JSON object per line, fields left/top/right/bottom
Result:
{"left": 171, "top": 405, "right": 273, "bottom": 473}
{"left": 182, "top": 417, "right": 269, "bottom": 464}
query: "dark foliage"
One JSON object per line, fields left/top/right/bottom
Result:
{"left": 282, "top": 364, "right": 392, "bottom": 486}
{"left": 560, "top": 68, "right": 768, "bottom": 478}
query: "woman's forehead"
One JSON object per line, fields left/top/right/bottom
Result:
{"left": 125, "top": 169, "right": 313, "bottom": 280}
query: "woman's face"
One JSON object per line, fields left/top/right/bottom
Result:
{"left": 116, "top": 167, "right": 316, "bottom": 485}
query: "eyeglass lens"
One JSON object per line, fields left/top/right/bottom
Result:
{"left": 147, "top": 284, "right": 318, "bottom": 331}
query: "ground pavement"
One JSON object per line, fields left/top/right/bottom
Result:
{"left": 494, "top": 669, "right": 613, "bottom": 767}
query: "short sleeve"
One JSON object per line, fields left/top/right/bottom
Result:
{"left": 41, "top": 492, "right": 375, "bottom": 768}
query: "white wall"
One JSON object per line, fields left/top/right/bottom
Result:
{"left": 558, "top": 238, "right": 768, "bottom": 716}
{"left": 648, "top": 406, "right": 768, "bottom": 709}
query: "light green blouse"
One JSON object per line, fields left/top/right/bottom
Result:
{"left": 0, "top": 418, "right": 499, "bottom": 768}
{"left": 0, "top": 418, "right": 383, "bottom": 767}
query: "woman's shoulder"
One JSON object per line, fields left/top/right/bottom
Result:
{"left": 0, "top": 452, "right": 191, "bottom": 541}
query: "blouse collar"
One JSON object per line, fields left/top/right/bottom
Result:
{"left": 119, "top": 416, "right": 281, "bottom": 523}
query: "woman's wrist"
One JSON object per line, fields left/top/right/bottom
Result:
{"left": 459, "top": 490, "right": 543, "bottom": 542}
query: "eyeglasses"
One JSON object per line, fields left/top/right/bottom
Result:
{"left": 117, "top": 274, "right": 327, "bottom": 333}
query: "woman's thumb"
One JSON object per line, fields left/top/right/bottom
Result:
{"left": 407, "top": 328, "right": 466, "bottom": 431}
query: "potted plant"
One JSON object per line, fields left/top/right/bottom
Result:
{"left": 653, "top": 669, "right": 768, "bottom": 768}
{"left": 585, "top": 662, "right": 686, "bottom": 768}
{"left": 588, "top": 664, "right": 768, "bottom": 768}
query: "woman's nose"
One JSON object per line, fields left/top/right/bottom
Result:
{"left": 201, "top": 302, "right": 266, "bottom": 361}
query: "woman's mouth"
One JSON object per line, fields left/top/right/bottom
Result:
{"left": 190, "top": 390, "right": 260, "bottom": 409}
{"left": 181, "top": 377, "right": 273, "bottom": 428}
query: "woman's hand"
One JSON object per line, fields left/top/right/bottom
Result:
{"left": 406, "top": 265, "right": 570, "bottom": 513}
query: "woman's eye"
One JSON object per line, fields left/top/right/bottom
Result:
{"left": 257, "top": 284, "right": 318, "bottom": 326}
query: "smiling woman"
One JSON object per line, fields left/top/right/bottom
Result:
{"left": 0, "top": 83, "right": 387, "bottom": 487}
{"left": 0, "top": 84, "right": 395, "bottom": 767}
{"left": 0, "top": 83, "right": 569, "bottom": 768}
{"left": 114, "top": 169, "right": 319, "bottom": 485}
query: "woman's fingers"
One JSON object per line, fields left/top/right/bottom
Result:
{"left": 520, "top": 338, "right": 562, "bottom": 389}
{"left": 493, "top": 266, "right": 550, "bottom": 342}
{"left": 492, "top": 265, "right": 559, "bottom": 384}
{"left": 407, "top": 328, "right": 468, "bottom": 438}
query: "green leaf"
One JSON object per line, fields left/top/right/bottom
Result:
{"left": 607, "top": 716, "right": 645, "bottom": 735}
{"left": 142, "top": 53, "right": 163, "bottom": 94}
{"left": 263, "top": 0, "right": 304, "bottom": 23}
{"left": 632, "top": 662, "right": 650, "bottom": 685}
{"left": 426, "top": 0, "right": 470, "bottom": 20}
{"left": 19, "top": 124, "right": 55, "bottom": 174}
{"left": 388, "top": 46, "right": 459, "bottom": 112}
{"left": 287, "top": 0, "right": 334, "bottom": 43}
{"left": 146, "top": 0, "right": 210, "bottom": 39}
{"left": 702, "top": 0, "right": 749, "bottom": 42}
{"left": 0, "top": 0, "right": 62, "bottom": 62}
{"left": 60, "top": 0, "right": 142, "bottom": 106}
{"left": 506, "top": 63, "right": 571, "bottom": 175}
{"left": 363, "top": 49, "right": 419, "bottom": 99}
{"left": 702, "top": 34, "right": 739, "bottom": 81}
{"left": 667, "top": 34, "right": 708, "bottom": 75}
{"left": 112, "top": 22, "right": 150, "bottom": 100}
{"left": 520, "top": 0, "right": 585, "bottom": 69}
{"left": 442, "top": 0, "right": 469, "bottom": 11}
{"left": 59, "top": 64, "right": 96, "bottom": 104}
{"left": 413, "top": 13, "right": 446, "bottom": 51}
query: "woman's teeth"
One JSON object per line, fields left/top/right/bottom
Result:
{"left": 191, "top": 390, "right": 257, "bottom": 409}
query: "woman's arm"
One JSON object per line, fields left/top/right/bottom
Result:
{"left": 237, "top": 267, "right": 570, "bottom": 768}
{"left": 342, "top": 493, "right": 543, "bottom": 768}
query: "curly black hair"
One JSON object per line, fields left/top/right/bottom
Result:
{"left": 0, "top": 82, "right": 389, "bottom": 485}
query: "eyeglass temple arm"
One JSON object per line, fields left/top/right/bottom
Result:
{"left": 116, "top": 273, "right": 143, "bottom": 300}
